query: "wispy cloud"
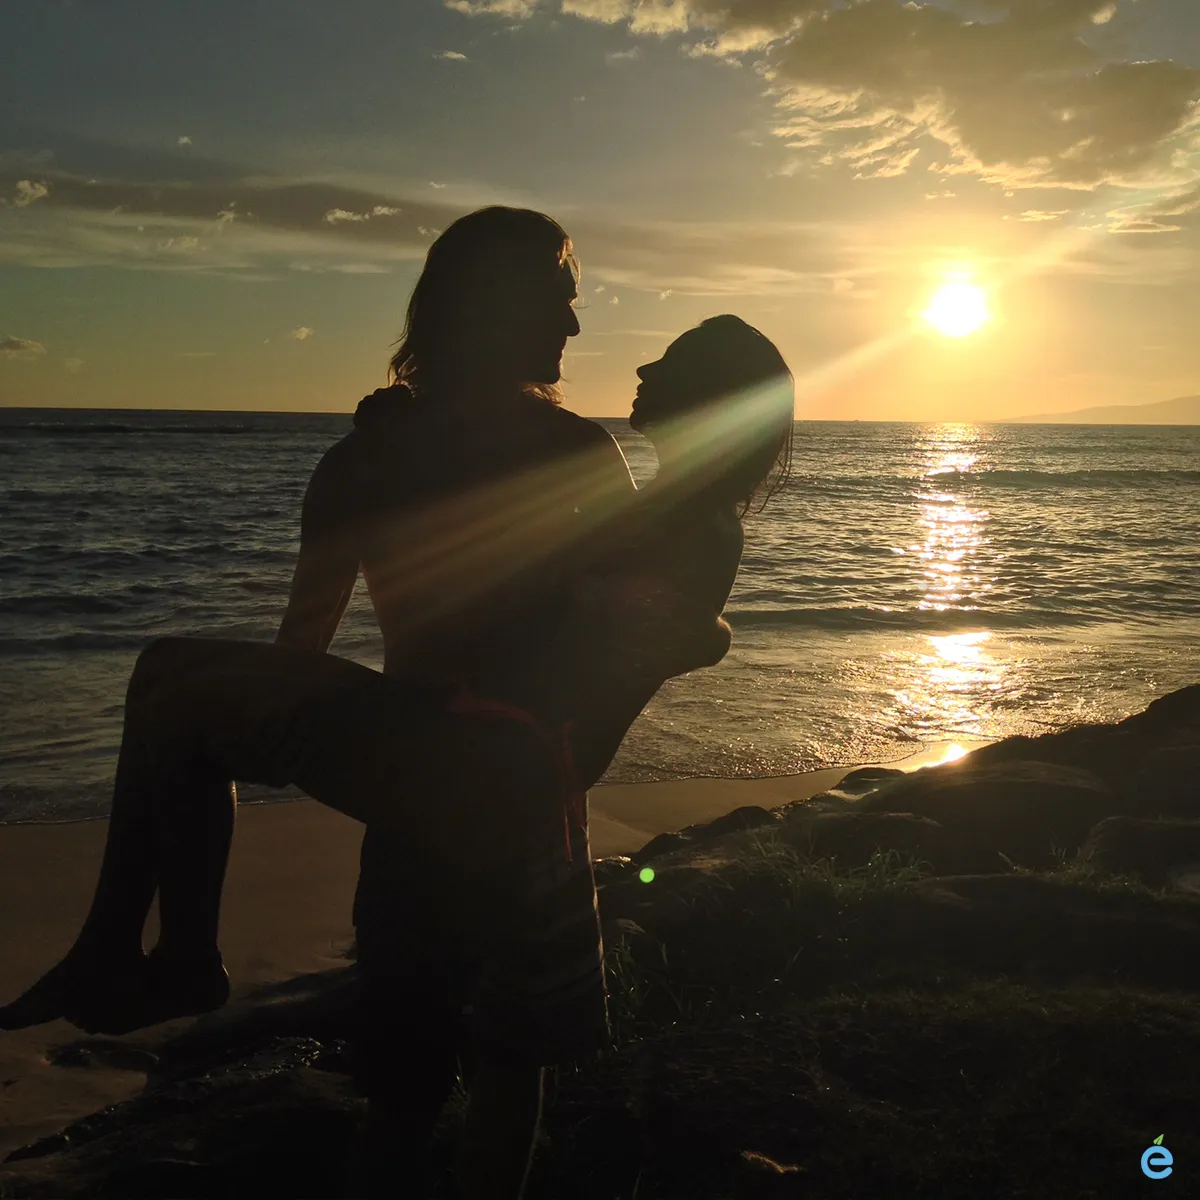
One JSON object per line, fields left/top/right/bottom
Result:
{"left": 436, "top": 50, "right": 469, "bottom": 60}
{"left": 64, "top": 357, "right": 84, "bottom": 373}
{"left": 177, "top": 135, "right": 193, "bottom": 146}
{"left": 444, "top": 0, "right": 539, "bottom": 16}
{"left": 290, "top": 326, "right": 314, "bottom": 340}
{"left": 0, "top": 336, "right": 47, "bottom": 357}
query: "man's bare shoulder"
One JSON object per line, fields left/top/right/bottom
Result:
{"left": 544, "top": 406, "right": 623, "bottom": 449}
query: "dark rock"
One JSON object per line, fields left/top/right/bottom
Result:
{"left": 1080, "top": 816, "right": 1200, "bottom": 886}
{"left": 778, "top": 810, "right": 1003, "bottom": 875}
{"left": 857, "top": 759, "right": 1120, "bottom": 868}
{"left": 593, "top": 855, "right": 637, "bottom": 886}
{"left": 832, "top": 766, "right": 906, "bottom": 796}
{"left": 679, "top": 805, "right": 781, "bottom": 842}
{"left": 151, "top": 968, "right": 358, "bottom": 1084}
{"left": 47, "top": 1040, "right": 159, "bottom": 1073}
{"left": 959, "top": 684, "right": 1200, "bottom": 804}
{"left": 630, "top": 807, "right": 779, "bottom": 867}
{"left": 630, "top": 830, "right": 690, "bottom": 865}
{"left": 1129, "top": 744, "right": 1200, "bottom": 814}
{"left": 1, "top": 1054, "right": 359, "bottom": 1198}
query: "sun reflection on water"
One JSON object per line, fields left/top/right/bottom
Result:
{"left": 883, "top": 425, "right": 1011, "bottom": 741}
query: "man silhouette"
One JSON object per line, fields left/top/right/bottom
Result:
{"left": 274, "top": 206, "right": 635, "bottom": 1198}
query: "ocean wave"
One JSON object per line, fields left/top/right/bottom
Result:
{"left": 724, "top": 605, "right": 1101, "bottom": 632}
{"left": 791, "top": 468, "right": 1200, "bottom": 491}
{"left": 0, "top": 594, "right": 128, "bottom": 616}
{"left": 914, "top": 468, "right": 1200, "bottom": 488}
{"left": 4, "top": 423, "right": 280, "bottom": 437}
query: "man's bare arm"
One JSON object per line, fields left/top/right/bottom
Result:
{"left": 276, "top": 444, "right": 360, "bottom": 653}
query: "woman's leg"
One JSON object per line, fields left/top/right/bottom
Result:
{"left": 0, "top": 637, "right": 427, "bottom": 1033}
{"left": 0, "top": 641, "right": 189, "bottom": 1031}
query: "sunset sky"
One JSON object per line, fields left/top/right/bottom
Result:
{"left": 1, "top": 0, "right": 1198, "bottom": 421}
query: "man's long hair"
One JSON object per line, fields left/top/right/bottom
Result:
{"left": 387, "top": 206, "right": 579, "bottom": 406}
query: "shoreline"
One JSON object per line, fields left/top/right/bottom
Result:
{"left": 0, "top": 737, "right": 987, "bottom": 831}
{"left": 0, "top": 739, "right": 979, "bottom": 1158}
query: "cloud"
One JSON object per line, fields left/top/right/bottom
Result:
{"left": 444, "top": 0, "right": 539, "bottom": 15}
{"left": 1108, "top": 219, "right": 1181, "bottom": 233}
{"left": 429, "top": 181, "right": 447, "bottom": 189}
{"left": 436, "top": 50, "right": 469, "bottom": 59}
{"left": 765, "top": 1, "right": 1200, "bottom": 192}
{"left": 606, "top": 45, "right": 641, "bottom": 62}
{"left": 0, "top": 337, "right": 47, "bottom": 357}
{"left": 659, "top": 288, "right": 672, "bottom": 298}
{"left": 290, "top": 326, "right": 314, "bottom": 340}
{"left": 180, "top": 351, "right": 217, "bottom": 357}
{"left": 64, "top": 357, "right": 84, "bottom": 373}
{"left": 0, "top": 160, "right": 443, "bottom": 274}
{"left": 925, "top": 189, "right": 956, "bottom": 199}
{"left": 14, "top": 179, "right": 50, "bottom": 207}
{"left": 178, "top": 135, "right": 193, "bottom": 146}
{"left": 567, "top": 0, "right": 633, "bottom": 24}
{"left": 610, "top": 295, "right": 620, "bottom": 304}
{"left": 542, "top": 0, "right": 1199, "bottom": 196}
{"left": 323, "top": 207, "right": 370, "bottom": 223}
{"left": 1017, "top": 210, "right": 1069, "bottom": 221}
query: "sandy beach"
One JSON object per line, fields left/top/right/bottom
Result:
{"left": 0, "top": 745, "right": 977, "bottom": 1161}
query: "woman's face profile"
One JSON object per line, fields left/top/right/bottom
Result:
{"left": 630, "top": 329, "right": 708, "bottom": 430}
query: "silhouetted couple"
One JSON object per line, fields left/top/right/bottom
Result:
{"left": 0, "top": 207, "right": 795, "bottom": 1199}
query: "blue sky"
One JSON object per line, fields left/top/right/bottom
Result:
{"left": 1, "top": 0, "right": 1197, "bottom": 418}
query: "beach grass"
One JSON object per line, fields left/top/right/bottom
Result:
{"left": 430, "top": 840, "right": 1199, "bottom": 1198}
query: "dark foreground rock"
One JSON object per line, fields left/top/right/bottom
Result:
{"left": 1081, "top": 815, "right": 1200, "bottom": 887}
{"left": 855, "top": 760, "right": 1120, "bottom": 868}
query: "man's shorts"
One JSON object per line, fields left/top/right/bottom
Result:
{"left": 351, "top": 800, "right": 610, "bottom": 1087}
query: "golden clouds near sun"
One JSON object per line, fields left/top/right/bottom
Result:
{"left": 922, "top": 282, "right": 990, "bottom": 338}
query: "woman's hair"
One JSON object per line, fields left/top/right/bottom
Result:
{"left": 664, "top": 314, "right": 795, "bottom": 517}
{"left": 387, "top": 206, "right": 579, "bottom": 406}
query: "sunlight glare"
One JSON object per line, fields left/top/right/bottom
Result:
{"left": 922, "top": 282, "right": 990, "bottom": 338}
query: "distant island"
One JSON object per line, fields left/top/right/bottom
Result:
{"left": 1004, "top": 394, "right": 1200, "bottom": 424}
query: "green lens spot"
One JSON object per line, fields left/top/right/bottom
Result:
{"left": 639, "top": 868, "right": 655, "bottom": 883}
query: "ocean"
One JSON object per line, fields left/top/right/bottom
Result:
{"left": 1, "top": 408, "right": 1198, "bottom": 824}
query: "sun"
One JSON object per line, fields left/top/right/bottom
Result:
{"left": 922, "top": 281, "right": 990, "bottom": 338}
